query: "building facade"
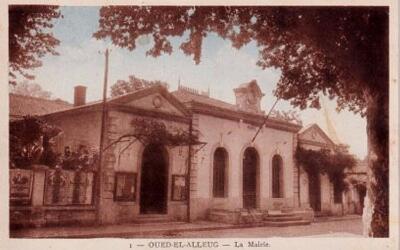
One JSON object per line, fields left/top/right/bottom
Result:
{"left": 9, "top": 80, "right": 364, "bottom": 226}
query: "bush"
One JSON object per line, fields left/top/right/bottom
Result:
{"left": 10, "top": 116, "right": 61, "bottom": 168}
{"left": 295, "top": 146, "right": 357, "bottom": 192}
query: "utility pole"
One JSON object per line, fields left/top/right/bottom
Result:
{"left": 186, "top": 118, "right": 193, "bottom": 223}
{"left": 96, "top": 48, "right": 109, "bottom": 224}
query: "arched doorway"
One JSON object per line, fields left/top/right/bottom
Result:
{"left": 356, "top": 183, "right": 367, "bottom": 214}
{"left": 308, "top": 172, "right": 321, "bottom": 212}
{"left": 140, "top": 144, "right": 168, "bottom": 214}
{"left": 272, "top": 155, "right": 283, "bottom": 198}
{"left": 213, "top": 147, "right": 228, "bottom": 198}
{"left": 243, "top": 147, "right": 259, "bottom": 209}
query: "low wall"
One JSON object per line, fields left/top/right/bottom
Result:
{"left": 10, "top": 166, "right": 97, "bottom": 228}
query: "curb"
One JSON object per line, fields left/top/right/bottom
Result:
{"left": 12, "top": 222, "right": 310, "bottom": 238}
{"left": 11, "top": 216, "right": 360, "bottom": 238}
{"left": 314, "top": 216, "right": 361, "bottom": 223}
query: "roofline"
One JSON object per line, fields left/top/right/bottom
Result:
{"left": 111, "top": 103, "right": 191, "bottom": 124}
{"left": 42, "top": 85, "right": 190, "bottom": 118}
{"left": 187, "top": 101, "right": 302, "bottom": 133}
{"left": 171, "top": 89, "right": 237, "bottom": 109}
{"left": 298, "top": 123, "right": 336, "bottom": 146}
{"left": 109, "top": 85, "right": 190, "bottom": 116}
{"left": 39, "top": 85, "right": 302, "bottom": 133}
{"left": 9, "top": 93, "right": 72, "bottom": 105}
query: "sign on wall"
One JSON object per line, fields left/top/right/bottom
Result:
{"left": 114, "top": 172, "right": 137, "bottom": 202}
{"left": 10, "top": 169, "right": 33, "bottom": 205}
{"left": 171, "top": 175, "right": 187, "bottom": 201}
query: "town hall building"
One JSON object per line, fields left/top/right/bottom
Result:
{"left": 9, "top": 80, "right": 365, "bottom": 227}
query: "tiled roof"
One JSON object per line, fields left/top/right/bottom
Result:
{"left": 9, "top": 94, "right": 72, "bottom": 120}
{"left": 172, "top": 88, "right": 303, "bottom": 131}
{"left": 172, "top": 89, "right": 240, "bottom": 112}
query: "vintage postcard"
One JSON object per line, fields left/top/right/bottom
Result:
{"left": 1, "top": 1, "right": 398, "bottom": 250}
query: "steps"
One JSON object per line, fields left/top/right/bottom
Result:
{"left": 263, "top": 220, "right": 311, "bottom": 227}
{"left": 264, "top": 211, "right": 311, "bottom": 227}
{"left": 208, "top": 208, "right": 313, "bottom": 227}
{"left": 132, "top": 214, "right": 178, "bottom": 224}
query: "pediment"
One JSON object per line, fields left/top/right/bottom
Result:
{"left": 298, "top": 124, "right": 335, "bottom": 146}
{"left": 109, "top": 86, "right": 189, "bottom": 117}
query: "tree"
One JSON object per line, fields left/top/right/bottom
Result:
{"left": 94, "top": 6, "right": 389, "bottom": 236}
{"left": 10, "top": 81, "right": 52, "bottom": 99}
{"left": 111, "top": 75, "right": 169, "bottom": 97}
{"left": 10, "top": 116, "right": 61, "bottom": 168}
{"left": 9, "top": 5, "right": 61, "bottom": 85}
{"left": 295, "top": 147, "right": 357, "bottom": 193}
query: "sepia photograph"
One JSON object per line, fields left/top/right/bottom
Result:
{"left": 3, "top": 2, "right": 399, "bottom": 249}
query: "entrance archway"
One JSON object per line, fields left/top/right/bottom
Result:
{"left": 308, "top": 172, "right": 321, "bottom": 212}
{"left": 140, "top": 144, "right": 168, "bottom": 214}
{"left": 243, "top": 147, "right": 259, "bottom": 209}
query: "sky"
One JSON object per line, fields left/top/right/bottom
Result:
{"left": 19, "top": 6, "right": 367, "bottom": 159}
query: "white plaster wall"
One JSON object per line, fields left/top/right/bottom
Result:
{"left": 299, "top": 166, "right": 310, "bottom": 208}
{"left": 105, "top": 110, "right": 190, "bottom": 219}
{"left": 109, "top": 111, "right": 189, "bottom": 175}
{"left": 47, "top": 111, "right": 102, "bottom": 153}
{"left": 320, "top": 174, "right": 331, "bottom": 212}
{"left": 194, "top": 114, "right": 296, "bottom": 211}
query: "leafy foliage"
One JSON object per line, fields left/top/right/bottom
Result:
{"left": 10, "top": 116, "right": 98, "bottom": 171}
{"left": 295, "top": 146, "right": 357, "bottom": 192}
{"left": 59, "top": 145, "right": 99, "bottom": 171}
{"left": 95, "top": 6, "right": 388, "bottom": 236}
{"left": 111, "top": 75, "right": 169, "bottom": 97}
{"left": 132, "top": 118, "right": 201, "bottom": 146}
{"left": 10, "top": 80, "right": 52, "bottom": 99}
{"left": 94, "top": 6, "right": 388, "bottom": 115}
{"left": 105, "top": 118, "right": 202, "bottom": 152}
{"left": 9, "top": 5, "right": 61, "bottom": 85}
{"left": 10, "top": 116, "right": 61, "bottom": 168}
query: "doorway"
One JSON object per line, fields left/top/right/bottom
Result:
{"left": 308, "top": 172, "right": 321, "bottom": 212}
{"left": 243, "top": 147, "right": 259, "bottom": 209}
{"left": 140, "top": 144, "right": 168, "bottom": 214}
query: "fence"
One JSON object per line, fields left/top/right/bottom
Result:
{"left": 10, "top": 167, "right": 95, "bottom": 206}
{"left": 44, "top": 169, "right": 95, "bottom": 205}
{"left": 10, "top": 166, "right": 97, "bottom": 227}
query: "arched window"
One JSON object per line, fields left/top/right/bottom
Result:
{"left": 272, "top": 155, "right": 283, "bottom": 198}
{"left": 213, "top": 148, "right": 228, "bottom": 197}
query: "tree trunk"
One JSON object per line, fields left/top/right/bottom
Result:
{"left": 363, "top": 90, "right": 389, "bottom": 237}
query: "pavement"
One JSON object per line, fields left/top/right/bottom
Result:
{"left": 10, "top": 215, "right": 363, "bottom": 238}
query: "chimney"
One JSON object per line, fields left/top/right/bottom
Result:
{"left": 74, "top": 85, "right": 86, "bottom": 106}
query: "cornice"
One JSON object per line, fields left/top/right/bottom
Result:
{"left": 298, "top": 138, "right": 334, "bottom": 149}
{"left": 188, "top": 101, "right": 301, "bottom": 133}
{"left": 110, "top": 104, "right": 191, "bottom": 124}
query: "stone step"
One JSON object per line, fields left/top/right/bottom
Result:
{"left": 263, "top": 220, "right": 311, "bottom": 227}
{"left": 264, "top": 215, "right": 303, "bottom": 222}
{"left": 281, "top": 207, "right": 294, "bottom": 213}
{"left": 133, "top": 215, "right": 176, "bottom": 224}
{"left": 209, "top": 209, "right": 236, "bottom": 213}
{"left": 267, "top": 212, "right": 297, "bottom": 217}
